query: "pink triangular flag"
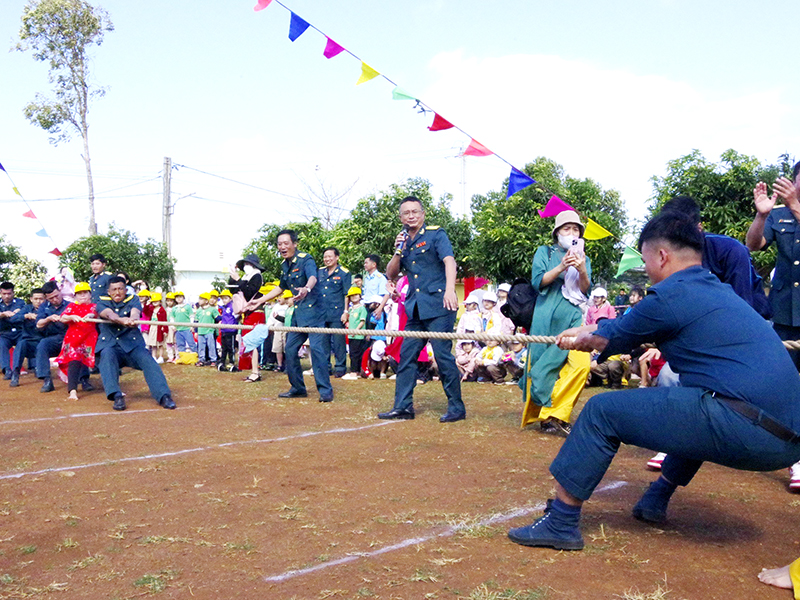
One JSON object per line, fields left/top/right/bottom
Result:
{"left": 253, "top": 0, "right": 273, "bottom": 11}
{"left": 538, "top": 195, "right": 576, "bottom": 218}
{"left": 462, "top": 139, "right": 493, "bottom": 157}
{"left": 22, "top": 209, "right": 36, "bottom": 218}
{"left": 428, "top": 113, "right": 454, "bottom": 131}
{"left": 323, "top": 37, "right": 345, "bottom": 59}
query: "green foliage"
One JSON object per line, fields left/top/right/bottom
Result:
{"left": 243, "top": 219, "right": 332, "bottom": 282}
{"left": 59, "top": 224, "right": 175, "bottom": 288}
{"left": 649, "top": 149, "right": 794, "bottom": 276}
{"left": 470, "top": 157, "right": 627, "bottom": 282}
{"left": 7, "top": 256, "right": 48, "bottom": 298}
{"left": 0, "top": 236, "right": 23, "bottom": 283}
{"left": 16, "top": 0, "right": 113, "bottom": 145}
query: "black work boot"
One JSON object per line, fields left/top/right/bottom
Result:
{"left": 9, "top": 369, "right": 20, "bottom": 387}
{"left": 40, "top": 376, "right": 55, "bottom": 393}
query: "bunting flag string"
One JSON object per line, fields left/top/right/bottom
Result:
{"left": 253, "top": 2, "right": 640, "bottom": 276}
{"left": 0, "top": 161, "right": 62, "bottom": 257}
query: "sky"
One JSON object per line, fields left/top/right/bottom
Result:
{"left": 2, "top": 0, "right": 799, "bottom": 278}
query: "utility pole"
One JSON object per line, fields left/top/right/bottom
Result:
{"left": 162, "top": 156, "right": 172, "bottom": 258}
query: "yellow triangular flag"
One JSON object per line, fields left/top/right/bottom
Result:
{"left": 357, "top": 62, "right": 380, "bottom": 85}
{"left": 12, "top": 186, "right": 20, "bottom": 196}
{"left": 584, "top": 218, "right": 612, "bottom": 240}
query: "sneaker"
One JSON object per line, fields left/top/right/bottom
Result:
{"left": 341, "top": 372, "right": 359, "bottom": 380}
{"left": 507, "top": 500, "right": 584, "bottom": 550}
{"left": 540, "top": 418, "right": 571, "bottom": 437}
{"left": 228, "top": 365, "right": 239, "bottom": 373}
{"left": 647, "top": 452, "right": 667, "bottom": 471}
{"left": 505, "top": 379, "right": 519, "bottom": 385}
{"left": 303, "top": 369, "right": 313, "bottom": 376}
{"left": 156, "top": 357, "right": 164, "bottom": 364}
{"left": 379, "top": 373, "right": 388, "bottom": 380}
{"left": 789, "top": 463, "right": 800, "bottom": 492}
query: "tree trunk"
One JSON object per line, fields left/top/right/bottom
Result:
{"left": 81, "top": 126, "right": 96, "bottom": 235}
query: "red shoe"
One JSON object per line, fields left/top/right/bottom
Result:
{"left": 647, "top": 453, "right": 666, "bottom": 471}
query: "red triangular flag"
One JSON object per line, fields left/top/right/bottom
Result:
{"left": 49, "top": 248, "right": 62, "bottom": 256}
{"left": 428, "top": 113, "right": 454, "bottom": 131}
{"left": 462, "top": 139, "right": 493, "bottom": 157}
{"left": 22, "top": 210, "right": 36, "bottom": 218}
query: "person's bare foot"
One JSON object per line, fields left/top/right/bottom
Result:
{"left": 67, "top": 390, "right": 79, "bottom": 401}
{"left": 759, "top": 564, "right": 793, "bottom": 590}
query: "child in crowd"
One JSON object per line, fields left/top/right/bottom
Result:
{"left": 623, "top": 286, "right": 644, "bottom": 315}
{"left": 172, "top": 291, "right": 197, "bottom": 354}
{"left": 474, "top": 340, "right": 505, "bottom": 384}
{"left": 586, "top": 287, "right": 617, "bottom": 325}
{"left": 164, "top": 292, "right": 178, "bottom": 362}
{"left": 218, "top": 289, "right": 238, "bottom": 372}
{"left": 267, "top": 291, "right": 293, "bottom": 373}
{"left": 457, "top": 293, "right": 483, "bottom": 340}
{"left": 481, "top": 291, "right": 502, "bottom": 334}
{"left": 195, "top": 293, "right": 219, "bottom": 367}
{"left": 501, "top": 339, "right": 527, "bottom": 384}
{"left": 138, "top": 289, "right": 152, "bottom": 346}
{"left": 342, "top": 287, "right": 367, "bottom": 380}
{"left": 365, "top": 294, "right": 388, "bottom": 379}
{"left": 455, "top": 340, "right": 479, "bottom": 382}
{"left": 54, "top": 282, "right": 97, "bottom": 401}
{"left": 147, "top": 292, "right": 168, "bottom": 363}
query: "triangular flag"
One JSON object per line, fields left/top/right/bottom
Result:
{"left": 538, "top": 195, "right": 575, "bottom": 218}
{"left": 288, "top": 12, "right": 310, "bottom": 41}
{"left": 49, "top": 248, "right": 62, "bottom": 257}
{"left": 356, "top": 62, "right": 380, "bottom": 85}
{"left": 253, "top": 0, "right": 272, "bottom": 11}
{"left": 507, "top": 168, "right": 535, "bottom": 198}
{"left": 22, "top": 210, "right": 35, "bottom": 218}
{"left": 12, "top": 187, "right": 20, "bottom": 196}
{"left": 0, "top": 162, "right": 5, "bottom": 172}
{"left": 583, "top": 218, "right": 613, "bottom": 240}
{"left": 615, "top": 245, "right": 644, "bottom": 277}
{"left": 35, "top": 228, "right": 48, "bottom": 237}
{"left": 392, "top": 87, "right": 415, "bottom": 101}
{"left": 462, "top": 139, "right": 493, "bottom": 157}
{"left": 428, "top": 113, "right": 453, "bottom": 131}
{"left": 323, "top": 37, "right": 345, "bottom": 59}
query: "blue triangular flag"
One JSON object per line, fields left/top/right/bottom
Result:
{"left": 0, "top": 162, "right": 5, "bottom": 172}
{"left": 507, "top": 168, "right": 535, "bottom": 198}
{"left": 35, "top": 228, "right": 48, "bottom": 237}
{"left": 288, "top": 12, "right": 310, "bottom": 41}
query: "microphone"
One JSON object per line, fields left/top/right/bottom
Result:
{"left": 395, "top": 224, "right": 410, "bottom": 251}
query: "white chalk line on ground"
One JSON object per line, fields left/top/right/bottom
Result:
{"left": 0, "top": 406, "right": 196, "bottom": 427}
{"left": 264, "top": 480, "right": 628, "bottom": 584}
{"left": 0, "top": 421, "right": 395, "bottom": 481}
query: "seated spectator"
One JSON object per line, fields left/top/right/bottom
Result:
{"left": 474, "top": 340, "right": 506, "bottom": 384}
{"left": 457, "top": 293, "right": 483, "bottom": 341}
{"left": 586, "top": 287, "right": 617, "bottom": 325}
{"left": 614, "top": 286, "right": 629, "bottom": 307}
{"left": 481, "top": 291, "right": 503, "bottom": 334}
{"left": 96, "top": 276, "right": 175, "bottom": 411}
{"left": 8, "top": 288, "right": 46, "bottom": 387}
{"left": 497, "top": 283, "right": 511, "bottom": 308}
{"left": 638, "top": 347, "right": 665, "bottom": 387}
{"left": 624, "top": 287, "right": 645, "bottom": 315}
{"left": 501, "top": 339, "right": 527, "bottom": 384}
{"left": 455, "top": 340, "right": 479, "bottom": 382}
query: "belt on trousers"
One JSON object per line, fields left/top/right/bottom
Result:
{"left": 711, "top": 392, "right": 800, "bottom": 444}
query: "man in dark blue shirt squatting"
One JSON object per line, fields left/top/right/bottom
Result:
{"left": 507, "top": 211, "right": 800, "bottom": 551}
{"left": 248, "top": 229, "right": 333, "bottom": 402}
{"left": 8, "top": 288, "right": 46, "bottom": 388}
{"left": 96, "top": 276, "right": 175, "bottom": 411}
{"left": 0, "top": 281, "right": 27, "bottom": 380}
{"left": 377, "top": 196, "right": 465, "bottom": 423}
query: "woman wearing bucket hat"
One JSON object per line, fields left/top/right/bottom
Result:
{"left": 228, "top": 254, "right": 265, "bottom": 375}
{"left": 520, "top": 210, "right": 592, "bottom": 436}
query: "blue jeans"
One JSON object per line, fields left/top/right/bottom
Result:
{"left": 98, "top": 344, "right": 171, "bottom": 401}
{"left": 197, "top": 333, "right": 217, "bottom": 362}
{"left": 392, "top": 310, "right": 464, "bottom": 416}
{"left": 550, "top": 386, "right": 800, "bottom": 501}
{"left": 174, "top": 330, "right": 197, "bottom": 353}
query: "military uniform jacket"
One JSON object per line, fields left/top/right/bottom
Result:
{"left": 399, "top": 224, "right": 455, "bottom": 320}
{"left": 95, "top": 294, "right": 146, "bottom": 353}
{"left": 280, "top": 252, "right": 323, "bottom": 327}
{"left": 37, "top": 300, "right": 71, "bottom": 338}
{"left": 764, "top": 206, "right": 800, "bottom": 326}
{"left": 317, "top": 265, "right": 351, "bottom": 322}
{"left": 0, "top": 297, "right": 26, "bottom": 336}
{"left": 19, "top": 304, "right": 44, "bottom": 342}
{"left": 89, "top": 271, "right": 113, "bottom": 303}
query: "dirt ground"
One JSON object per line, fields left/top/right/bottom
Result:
{"left": 0, "top": 363, "right": 798, "bottom": 600}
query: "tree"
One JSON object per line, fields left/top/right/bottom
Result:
{"left": 16, "top": 0, "right": 114, "bottom": 235}
{"left": 469, "top": 157, "right": 627, "bottom": 283}
{"left": 59, "top": 224, "right": 175, "bottom": 289}
{"left": 242, "top": 219, "right": 332, "bottom": 282}
{"left": 0, "top": 236, "right": 23, "bottom": 283}
{"left": 327, "top": 178, "right": 473, "bottom": 277}
{"left": 649, "top": 149, "right": 794, "bottom": 276}
{"left": 8, "top": 256, "right": 49, "bottom": 298}
{"left": 297, "top": 173, "right": 358, "bottom": 230}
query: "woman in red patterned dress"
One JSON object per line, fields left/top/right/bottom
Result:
{"left": 55, "top": 282, "right": 98, "bottom": 401}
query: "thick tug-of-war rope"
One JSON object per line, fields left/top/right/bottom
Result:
{"left": 83, "top": 318, "right": 800, "bottom": 350}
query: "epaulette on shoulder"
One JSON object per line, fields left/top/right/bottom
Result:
{"left": 340, "top": 266, "right": 349, "bottom": 273}
{"left": 99, "top": 295, "right": 112, "bottom": 301}
{"left": 125, "top": 295, "right": 134, "bottom": 302}
{"left": 427, "top": 225, "right": 441, "bottom": 230}
{"left": 298, "top": 252, "right": 308, "bottom": 257}
{"left": 104, "top": 271, "right": 112, "bottom": 275}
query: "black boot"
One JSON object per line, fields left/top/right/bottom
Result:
{"left": 112, "top": 393, "right": 126, "bottom": 411}
{"left": 40, "top": 376, "right": 55, "bottom": 393}
{"left": 2, "top": 368, "right": 11, "bottom": 381}
{"left": 80, "top": 377, "right": 94, "bottom": 392}
{"left": 9, "top": 369, "right": 20, "bottom": 387}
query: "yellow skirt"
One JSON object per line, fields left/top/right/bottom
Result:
{"left": 521, "top": 350, "right": 590, "bottom": 428}
{"left": 791, "top": 558, "right": 800, "bottom": 600}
